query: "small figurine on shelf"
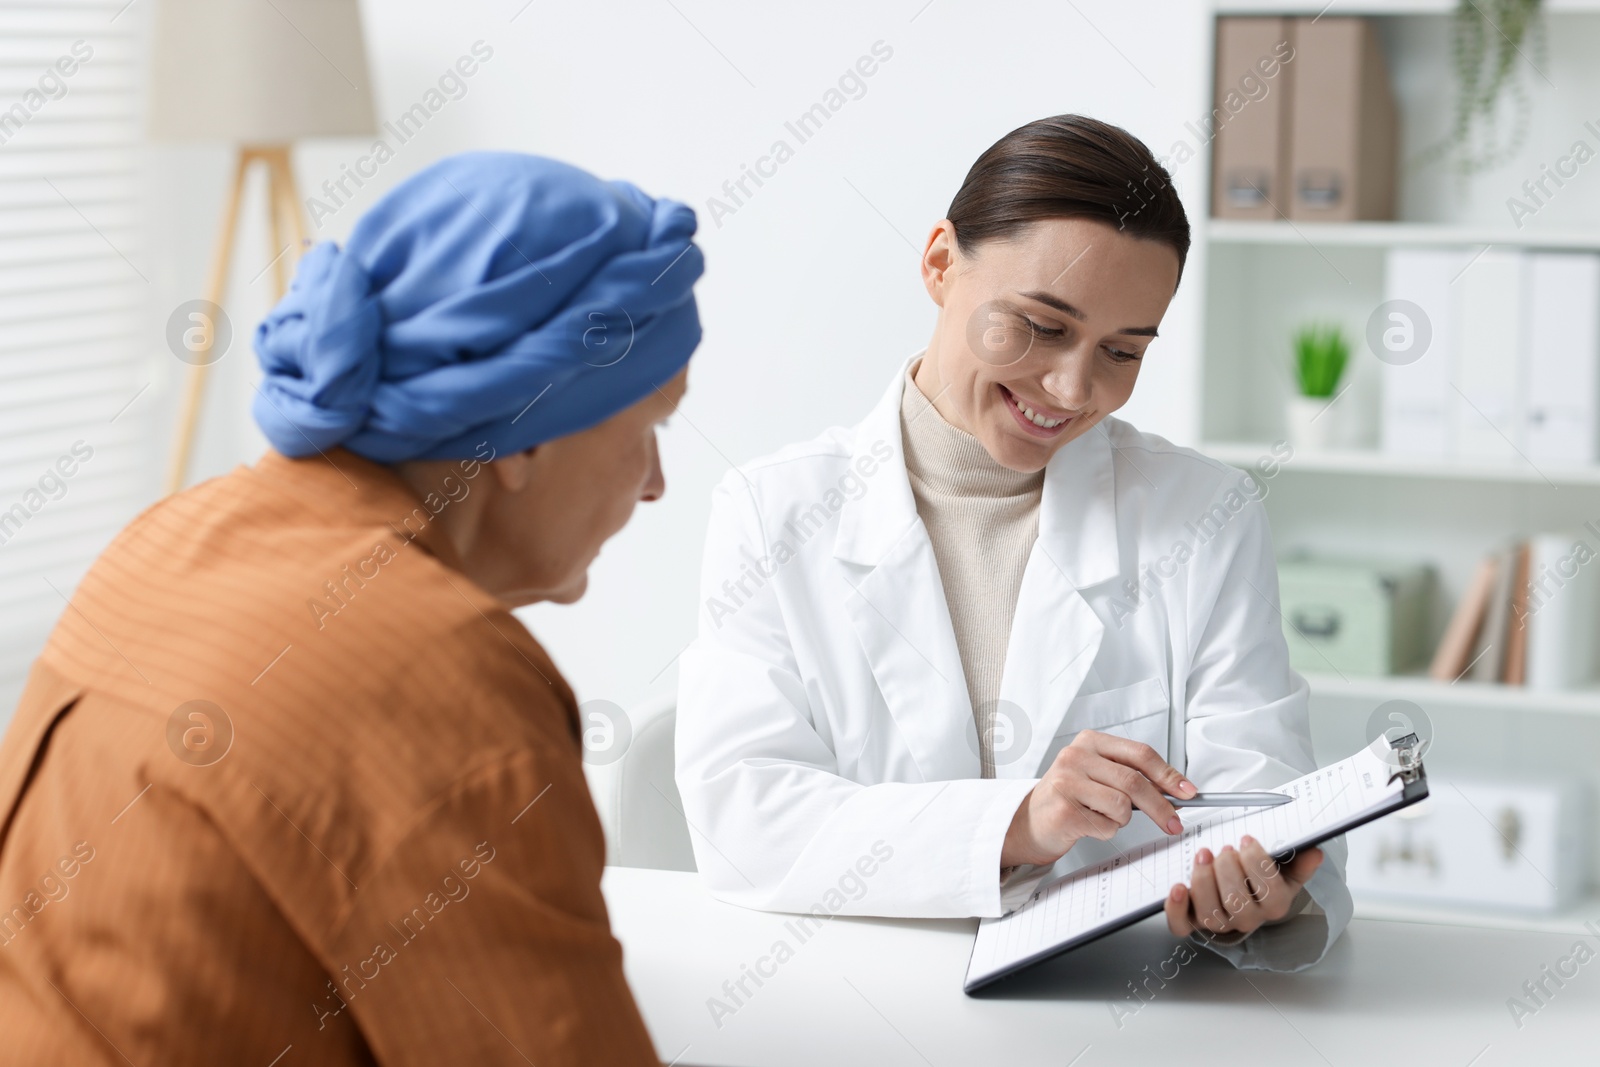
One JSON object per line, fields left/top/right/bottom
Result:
{"left": 1287, "top": 322, "right": 1349, "bottom": 450}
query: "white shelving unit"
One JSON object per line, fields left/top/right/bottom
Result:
{"left": 1198, "top": 1, "right": 1600, "bottom": 931}
{"left": 1299, "top": 670, "right": 1600, "bottom": 717}
{"left": 1217, "top": 0, "right": 1600, "bottom": 13}
{"left": 1209, "top": 218, "right": 1600, "bottom": 251}
{"left": 1354, "top": 892, "right": 1600, "bottom": 934}
{"left": 1204, "top": 440, "right": 1600, "bottom": 486}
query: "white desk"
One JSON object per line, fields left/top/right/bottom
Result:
{"left": 603, "top": 867, "right": 1597, "bottom": 1067}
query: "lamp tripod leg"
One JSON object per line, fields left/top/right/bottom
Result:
{"left": 164, "top": 149, "right": 250, "bottom": 495}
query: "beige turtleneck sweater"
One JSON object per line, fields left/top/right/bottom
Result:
{"left": 900, "top": 362, "right": 1044, "bottom": 777}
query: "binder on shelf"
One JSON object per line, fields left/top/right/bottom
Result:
{"left": 1523, "top": 252, "right": 1600, "bottom": 466}
{"left": 1525, "top": 532, "right": 1600, "bottom": 692}
{"left": 1285, "top": 17, "right": 1397, "bottom": 222}
{"left": 1381, "top": 248, "right": 1463, "bottom": 460}
{"left": 964, "top": 733, "right": 1429, "bottom": 994}
{"left": 1454, "top": 250, "right": 1527, "bottom": 465}
{"left": 1211, "top": 17, "right": 1293, "bottom": 220}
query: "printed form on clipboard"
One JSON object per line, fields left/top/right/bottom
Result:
{"left": 964, "top": 732, "right": 1429, "bottom": 993}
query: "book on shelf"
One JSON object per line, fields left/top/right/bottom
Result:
{"left": 1503, "top": 542, "right": 1531, "bottom": 687}
{"left": 1428, "top": 531, "right": 1600, "bottom": 690}
{"left": 1467, "top": 543, "right": 1517, "bottom": 683}
{"left": 1428, "top": 554, "right": 1497, "bottom": 682}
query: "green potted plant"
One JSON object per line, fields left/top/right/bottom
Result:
{"left": 1288, "top": 323, "right": 1349, "bottom": 450}
{"left": 1418, "top": 0, "right": 1547, "bottom": 176}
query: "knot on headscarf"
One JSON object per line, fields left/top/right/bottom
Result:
{"left": 253, "top": 152, "right": 704, "bottom": 462}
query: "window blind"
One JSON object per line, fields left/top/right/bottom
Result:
{"left": 0, "top": 0, "right": 149, "bottom": 718}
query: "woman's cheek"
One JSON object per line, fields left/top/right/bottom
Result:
{"left": 602, "top": 448, "right": 652, "bottom": 528}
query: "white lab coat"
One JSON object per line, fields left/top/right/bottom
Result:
{"left": 676, "top": 356, "right": 1352, "bottom": 971}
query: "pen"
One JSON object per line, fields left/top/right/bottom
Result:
{"left": 1171, "top": 791, "right": 1292, "bottom": 808}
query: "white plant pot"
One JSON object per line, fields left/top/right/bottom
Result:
{"left": 1286, "top": 394, "right": 1338, "bottom": 450}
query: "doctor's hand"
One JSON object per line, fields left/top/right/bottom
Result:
{"left": 1164, "top": 837, "right": 1324, "bottom": 941}
{"left": 1001, "top": 731, "right": 1198, "bottom": 869}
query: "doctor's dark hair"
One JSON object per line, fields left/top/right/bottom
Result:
{"left": 946, "top": 115, "right": 1191, "bottom": 286}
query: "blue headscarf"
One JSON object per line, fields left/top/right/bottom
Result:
{"left": 253, "top": 152, "right": 704, "bottom": 462}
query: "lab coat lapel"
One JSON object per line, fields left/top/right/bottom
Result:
{"left": 995, "top": 423, "right": 1121, "bottom": 779}
{"left": 836, "top": 357, "right": 979, "bottom": 783}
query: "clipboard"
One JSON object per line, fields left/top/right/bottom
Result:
{"left": 963, "top": 732, "right": 1429, "bottom": 994}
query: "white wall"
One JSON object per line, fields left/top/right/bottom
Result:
{"left": 146, "top": 0, "right": 1213, "bottom": 713}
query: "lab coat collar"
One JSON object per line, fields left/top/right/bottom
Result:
{"left": 833, "top": 354, "right": 925, "bottom": 566}
{"left": 834, "top": 353, "right": 1121, "bottom": 592}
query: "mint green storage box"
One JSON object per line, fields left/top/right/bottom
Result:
{"left": 1275, "top": 556, "right": 1434, "bottom": 677}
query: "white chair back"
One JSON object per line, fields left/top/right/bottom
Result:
{"left": 587, "top": 696, "right": 695, "bottom": 871}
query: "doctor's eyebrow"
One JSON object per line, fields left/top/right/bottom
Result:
{"left": 1016, "top": 290, "right": 1160, "bottom": 338}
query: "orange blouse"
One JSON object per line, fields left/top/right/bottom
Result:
{"left": 0, "top": 448, "right": 658, "bottom": 1065}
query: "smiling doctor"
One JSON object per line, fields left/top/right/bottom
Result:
{"left": 677, "top": 115, "right": 1350, "bottom": 970}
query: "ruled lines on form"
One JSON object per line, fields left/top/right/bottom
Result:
{"left": 968, "top": 739, "right": 1406, "bottom": 985}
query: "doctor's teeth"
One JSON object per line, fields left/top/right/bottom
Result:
{"left": 1016, "top": 400, "right": 1064, "bottom": 428}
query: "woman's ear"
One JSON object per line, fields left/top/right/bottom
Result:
{"left": 491, "top": 447, "right": 538, "bottom": 493}
{"left": 921, "top": 220, "right": 958, "bottom": 307}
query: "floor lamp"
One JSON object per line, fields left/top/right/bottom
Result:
{"left": 148, "top": 0, "right": 375, "bottom": 494}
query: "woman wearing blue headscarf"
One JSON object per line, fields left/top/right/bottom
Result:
{"left": 0, "top": 153, "right": 701, "bottom": 1065}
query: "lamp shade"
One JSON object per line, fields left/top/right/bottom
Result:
{"left": 148, "top": 0, "right": 376, "bottom": 142}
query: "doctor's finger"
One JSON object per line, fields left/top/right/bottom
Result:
{"left": 1238, "top": 836, "right": 1304, "bottom": 921}
{"left": 1085, "top": 757, "right": 1183, "bottom": 835}
{"left": 1277, "top": 844, "right": 1325, "bottom": 891}
{"left": 1082, "top": 733, "right": 1195, "bottom": 801}
{"left": 1062, "top": 780, "right": 1139, "bottom": 838}
{"left": 1036, "top": 777, "right": 1126, "bottom": 844}
{"left": 1211, "top": 846, "right": 1264, "bottom": 930}
{"left": 1235, "top": 836, "right": 1279, "bottom": 901}
{"left": 1165, "top": 882, "right": 1195, "bottom": 937}
{"left": 1187, "top": 848, "right": 1228, "bottom": 934}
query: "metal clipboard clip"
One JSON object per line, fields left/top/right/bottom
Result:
{"left": 1384, "top": 731, "right": 1426, "bottom": 788}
